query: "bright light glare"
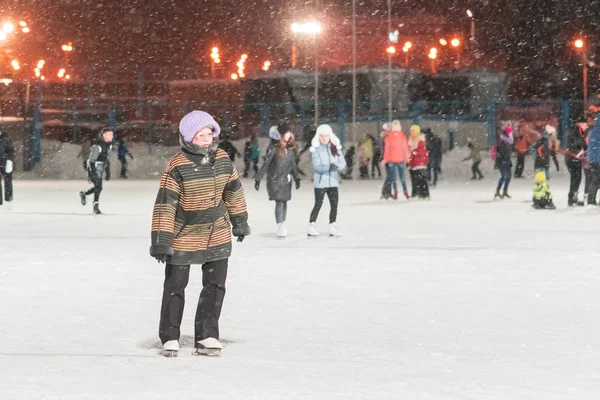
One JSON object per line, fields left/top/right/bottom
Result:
{"left": 0, "top": 32, "right": 6, "bottom": 41}
{"left": 231, "top": 73, "right": 238, "bottom": 80}
{"left": 404, "top": 41, "right": 412, "bottom": 49}
{"left": 19, "top": 21, "right": 27, "bottom": 27}
{"left": 451, "top": 38, "right": 461, "bottom": 47}
{"left": 386, "top": 46, "right": 396, "bottom": 54}
{"left": 11, "top": 60, "right": 20, "bottom": 70}
{"left": 3, "top": 22, "right": 14, "bottom": 33}
{"left": 466, "top": 10, "right": 473, "bottom": 18}
{"left": 22, "top": 27, "right": 30, "bottom": 33}
{"left": 575, "top": 39, "right": 584, "bottom": 49}
{"left": 439, "top": 39, "right": 448, "bottom": 46}
{"left": 291, "top": 21, "right": 322, "bottom": 34}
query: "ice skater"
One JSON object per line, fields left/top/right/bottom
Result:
{"left": 79, "top": 127, "right": 114, "bottom": 214}
{"left": 587, "top": 114, "right": 600, "bottom": 206}
{"left": 494, "top": 126, "right": 514, "bottom": 199}
{"left": 382, "top": 120, "right": 410, "bottom": 199}
{"left": 564, "top": 121, "right": 587, "bottom": 206}
{"left": 0, "top": 130, "right": 14, "bottom": 206}
{"left": 307, "top": 124, "right": 346, "bottom": 237}
{"left": 408, "top": 125, "right": 430, "bottom": 199}
{"left": 117, "top": 138, "right": 134, "bottom": 179}
{"left": 462, "top": 142, "right": 484, "bottom": 180}
{"left": 532, "top": 170, "right": 556, "bottom": 209}
{"left": 243, "top": 133, "right": 260, "bottom": 178}
{"left": 150, "top": 110, "right": 250, "bottom": 357}
{"left": 255, "top": 123, "right": 301, "bottom": 238}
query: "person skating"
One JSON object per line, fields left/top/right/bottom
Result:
{"left": 532, "top": 170, "right": 556, "bottom": 210}
{"left": 150, "top": 110, "right": 250, "bottom": 357}
{"left": 79, "top": 127, "right": 114, "bottom": 214}
{"left": 548, "top": 125, "right": 560, "bottom": 172}
{"left": 371, "top": 133, "right": 383, "bottom": 179}
{"left": 494, "top": 126, "right": 514, "bottom": 199}
{"left": 564, "top": 121, "right": 587, "bottom": 206}
{"left": 462, "top": 142, "right": 484, "bottom": 180}
{"left": 408, "top": 125, "right": 430, "bottom": 199}
{"left": 382, "top": 120, "right": 410, "bottom": 199}
{"left": 117, "top": 138, "right": 134, "bottom": 179}
{"left": 425, "top": 128, "right": 442, "bottom": 186}
{"left": 341, "top": 145, "right": 355, "bottom": 180}
{"left": 243, "top": 133, "right": 260, "bottom": 178}
{"left": 307, "top": 124, "right": 347, "bottom": 237}
{"left": 586, "top": 114, "right": 600, "bottom": 206}
{"left": 533, "top": 126, "right": 551, "bottom": 180}
{"left": 513, "top": 134, "right": 528, "bottom": 178}
{"left": 0, "top": 130, "right": 15, "bottom": 206}
{"left": 218, "top": 134, "right": 242, "bottom": 162}
{"left": 255, "top": 123, "right": 301, "bottom": 238}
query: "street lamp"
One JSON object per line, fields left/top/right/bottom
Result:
{"left": 262, "top": 61, "right": 271, "bottom": 71}
{"left": 439, "top": 38, "right": 448, "bottom": 46}
{"left": 210, "top": 47, "right": 220, "bottom": 78}
{"left": 291, "top": 20, "right": 322, "bottom": 125}
{"left": 386, "top": 45, "right": 396, "bottom": 54}
{"left": 428, "top": 48, "right": 438, "bottom": 74}
{"left": 574, "top": 38, "right": 588, "bottom": 110}
{"left": 2, "top": 22, "right": 14, "bottom": 34}
{"left": 451, "top": 38, "right": 461, "bottom": 67}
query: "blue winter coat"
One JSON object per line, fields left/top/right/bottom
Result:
{"left": 312, "top": 143, "right": 347, "bottom": 189}
{"left": 587, "top": 119, "right": 600, "bottom": 164}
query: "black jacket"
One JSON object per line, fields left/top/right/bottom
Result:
{"left": 495, "top": 134, "right": 513, "bottom": 168}
{"left": 88, "top": 139, "right": 113, "bottom": 178}
{"left": 0, "top": 132, "right": 15, "bottom": 163}
{"left": 533, "top": 137, "right": 550, "bottom": 170}
{"left": 218, "top": 140, "right": 240, "bottom": 162}
{"left": 565, "top": 126, "right": 588, "bottom": 162}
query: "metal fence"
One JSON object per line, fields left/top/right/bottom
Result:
{"left": 0, "top": 97, "right": 591, "bottom": 171}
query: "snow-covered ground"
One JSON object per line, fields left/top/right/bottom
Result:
{"left": 1, "top": 176, "right": 600, "bottom": 399}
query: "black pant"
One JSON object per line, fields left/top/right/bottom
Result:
{"left": 243, "top": 159, "right": 258, "bottom": 178}
{"left": 515, "top": 154, "right": 525, "bottom": 177}
{"left": 309, "top": 187, "right": 339, "bottom": 223}
{"left": 551, "top": 151, "right": 559, "bottom": 171}
{"left": 275, "top": 201, "right": 287, "bottom": 224}
{"left": 584, "top": 167, "right": 591, "bottom": 195}
{"left": 0, "top": 167, "right": 13, "bottom": 204}
{"left": 410, "top": 169, "right": 429, "bottom": 198}
{"left": 119, "top": 157, "right": 128, "bottom": 178}
{"left": 85, "top": 175, "right": 103, "bottom": 203}
{"left": 587, "top": 164, "right": 600, "bottom": 205}
{"left": 159, "top": 260, "right": 228, "bottom": 346}
{"left": 371, "top": 152, "right": 382, "bottom": 177}
{"left": 471, "top": 161, "right": 483, "bottom": 179}
{"left": 566, "top": 158, "right": 582, "bottom": 203}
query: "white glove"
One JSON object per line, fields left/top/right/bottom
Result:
{"left": 5, "top": 160, "right": 13, "bottom": 174}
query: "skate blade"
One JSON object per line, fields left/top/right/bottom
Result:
{"left": 162, "top": 350, "right": 178, "bottom": 358}
{"left": 193, "top": 348, "right": 221, "bottom": 357}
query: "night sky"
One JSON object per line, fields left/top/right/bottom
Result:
{"left": 6, "top": 0, "right": 600, "bottom": 97}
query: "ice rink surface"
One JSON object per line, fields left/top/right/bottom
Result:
{"left": 1, "top": 176, "right": 600, "bottom": 399}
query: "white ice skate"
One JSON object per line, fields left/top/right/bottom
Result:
{"left": 329, "top": 223, "right": 342, "bottom": 237}
{"left": 193, "top": 337, "right": 222, "bottom": 357}
{"left": 162, "top": 340, "right": 179, "bottom": 358}
{"left": 277, "top": 223, "right": 288, "bottom": 238}
{"left": 307, "top": 223, "right": 319, "bottom": 237}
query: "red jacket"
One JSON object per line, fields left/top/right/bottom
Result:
{"left": 409, "top": 139, "right": 429, "bottom": 169}
{"left": 383, "top": 130, "right": 409, "bottom": 163}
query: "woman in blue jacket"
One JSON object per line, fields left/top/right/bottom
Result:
{"left": 308, "top": 124, "right": 347, "bottom": 237}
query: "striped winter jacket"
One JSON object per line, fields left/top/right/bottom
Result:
{"left": 150, "top": 141, "right": 250, "bottom": 265}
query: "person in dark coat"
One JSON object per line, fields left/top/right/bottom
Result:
{"left": 117, "top": 138, "right": 134, "bottom": 179}
{"left": 218, "top": 134, "right": 241, "bottom": 162}
{"left": 150, "top": 110, "right": 250, "bottom": 357}
{"left": 495, "top": 126, "right": 514, "bottom": 199}
{"left": 533, "top": 128, "right": 551, "bottom": 180}
{"left": 565, "top": 121, "right": 588, "bottom": 206}
{"left": 370, "top": 134, "right": 382, "bottom": 179}
{"left": 425, "top": 128, "right": 442, "bottom": 186}
{"left": 587, "top": 114, "right": 600, "bottom": 205}
{"left": 255, "top": 123, "right": 301, "bottom": 238}
{"left": 243, "top": 134, "right": 260, "bottom": 178}
{"left": 0, "top": 130, "right": 15, "bottom": 205}
{"left": 79, "top": 127, "right": 114, "bottom": 214}
{"left": 341, "top": 145, "right": 355, "bottom": 179}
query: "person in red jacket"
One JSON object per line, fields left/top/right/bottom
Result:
{"left": 382, "top": 120, "right": 410, "bottom": 199}
{"left": 408, "top": 125, "right": 430, "bottom": 199}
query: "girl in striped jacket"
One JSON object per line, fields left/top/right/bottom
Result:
{"left": 150, "top": 111, "right": 250, "bottom": 357}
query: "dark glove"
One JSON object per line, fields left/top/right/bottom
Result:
{"left": 329, "top": 163, "right": 339, "bottom": 172}
{"left": 295, "top": 179, "right": 301, "bottom": 190}
{"left": 153, "top": 254, "right": 167, "bottom": 264}
{"left": 255, "top": 181, "right": 260, "bottom": 191}
{"left": 236, "top": 236, "right": 245, "bottom": 243}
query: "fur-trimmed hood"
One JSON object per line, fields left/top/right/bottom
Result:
{"left": 310, "top": 124, "right": 342, "bottom": 153}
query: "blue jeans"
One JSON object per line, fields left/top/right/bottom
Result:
{"left": 497, "top": 164, "right": 512, "bottom": 192}
{"left": 388, "top": 162, "right": 408, "bottom": 193}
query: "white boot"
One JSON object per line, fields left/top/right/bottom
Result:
{"left": 163, "top": 340, "right": 179, "bottom": 357}
{"left": 194, "top": 337, "right": 222, "bottom": 356}
{"left": 329, "top": 223, "right": 342, "bottom": 237}
{"left": 307, "top": 222, "right": 319, "bottom": 237}
{"left": 277, "top": 223, "right": 288, "bottom": 238}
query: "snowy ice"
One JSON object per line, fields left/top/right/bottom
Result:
{"left": 1, "top": 173, "right": 600, "bottom": 399}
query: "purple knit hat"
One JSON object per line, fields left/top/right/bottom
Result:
{"left": 179, "top": 111, "right": 221, "bottom": 143}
